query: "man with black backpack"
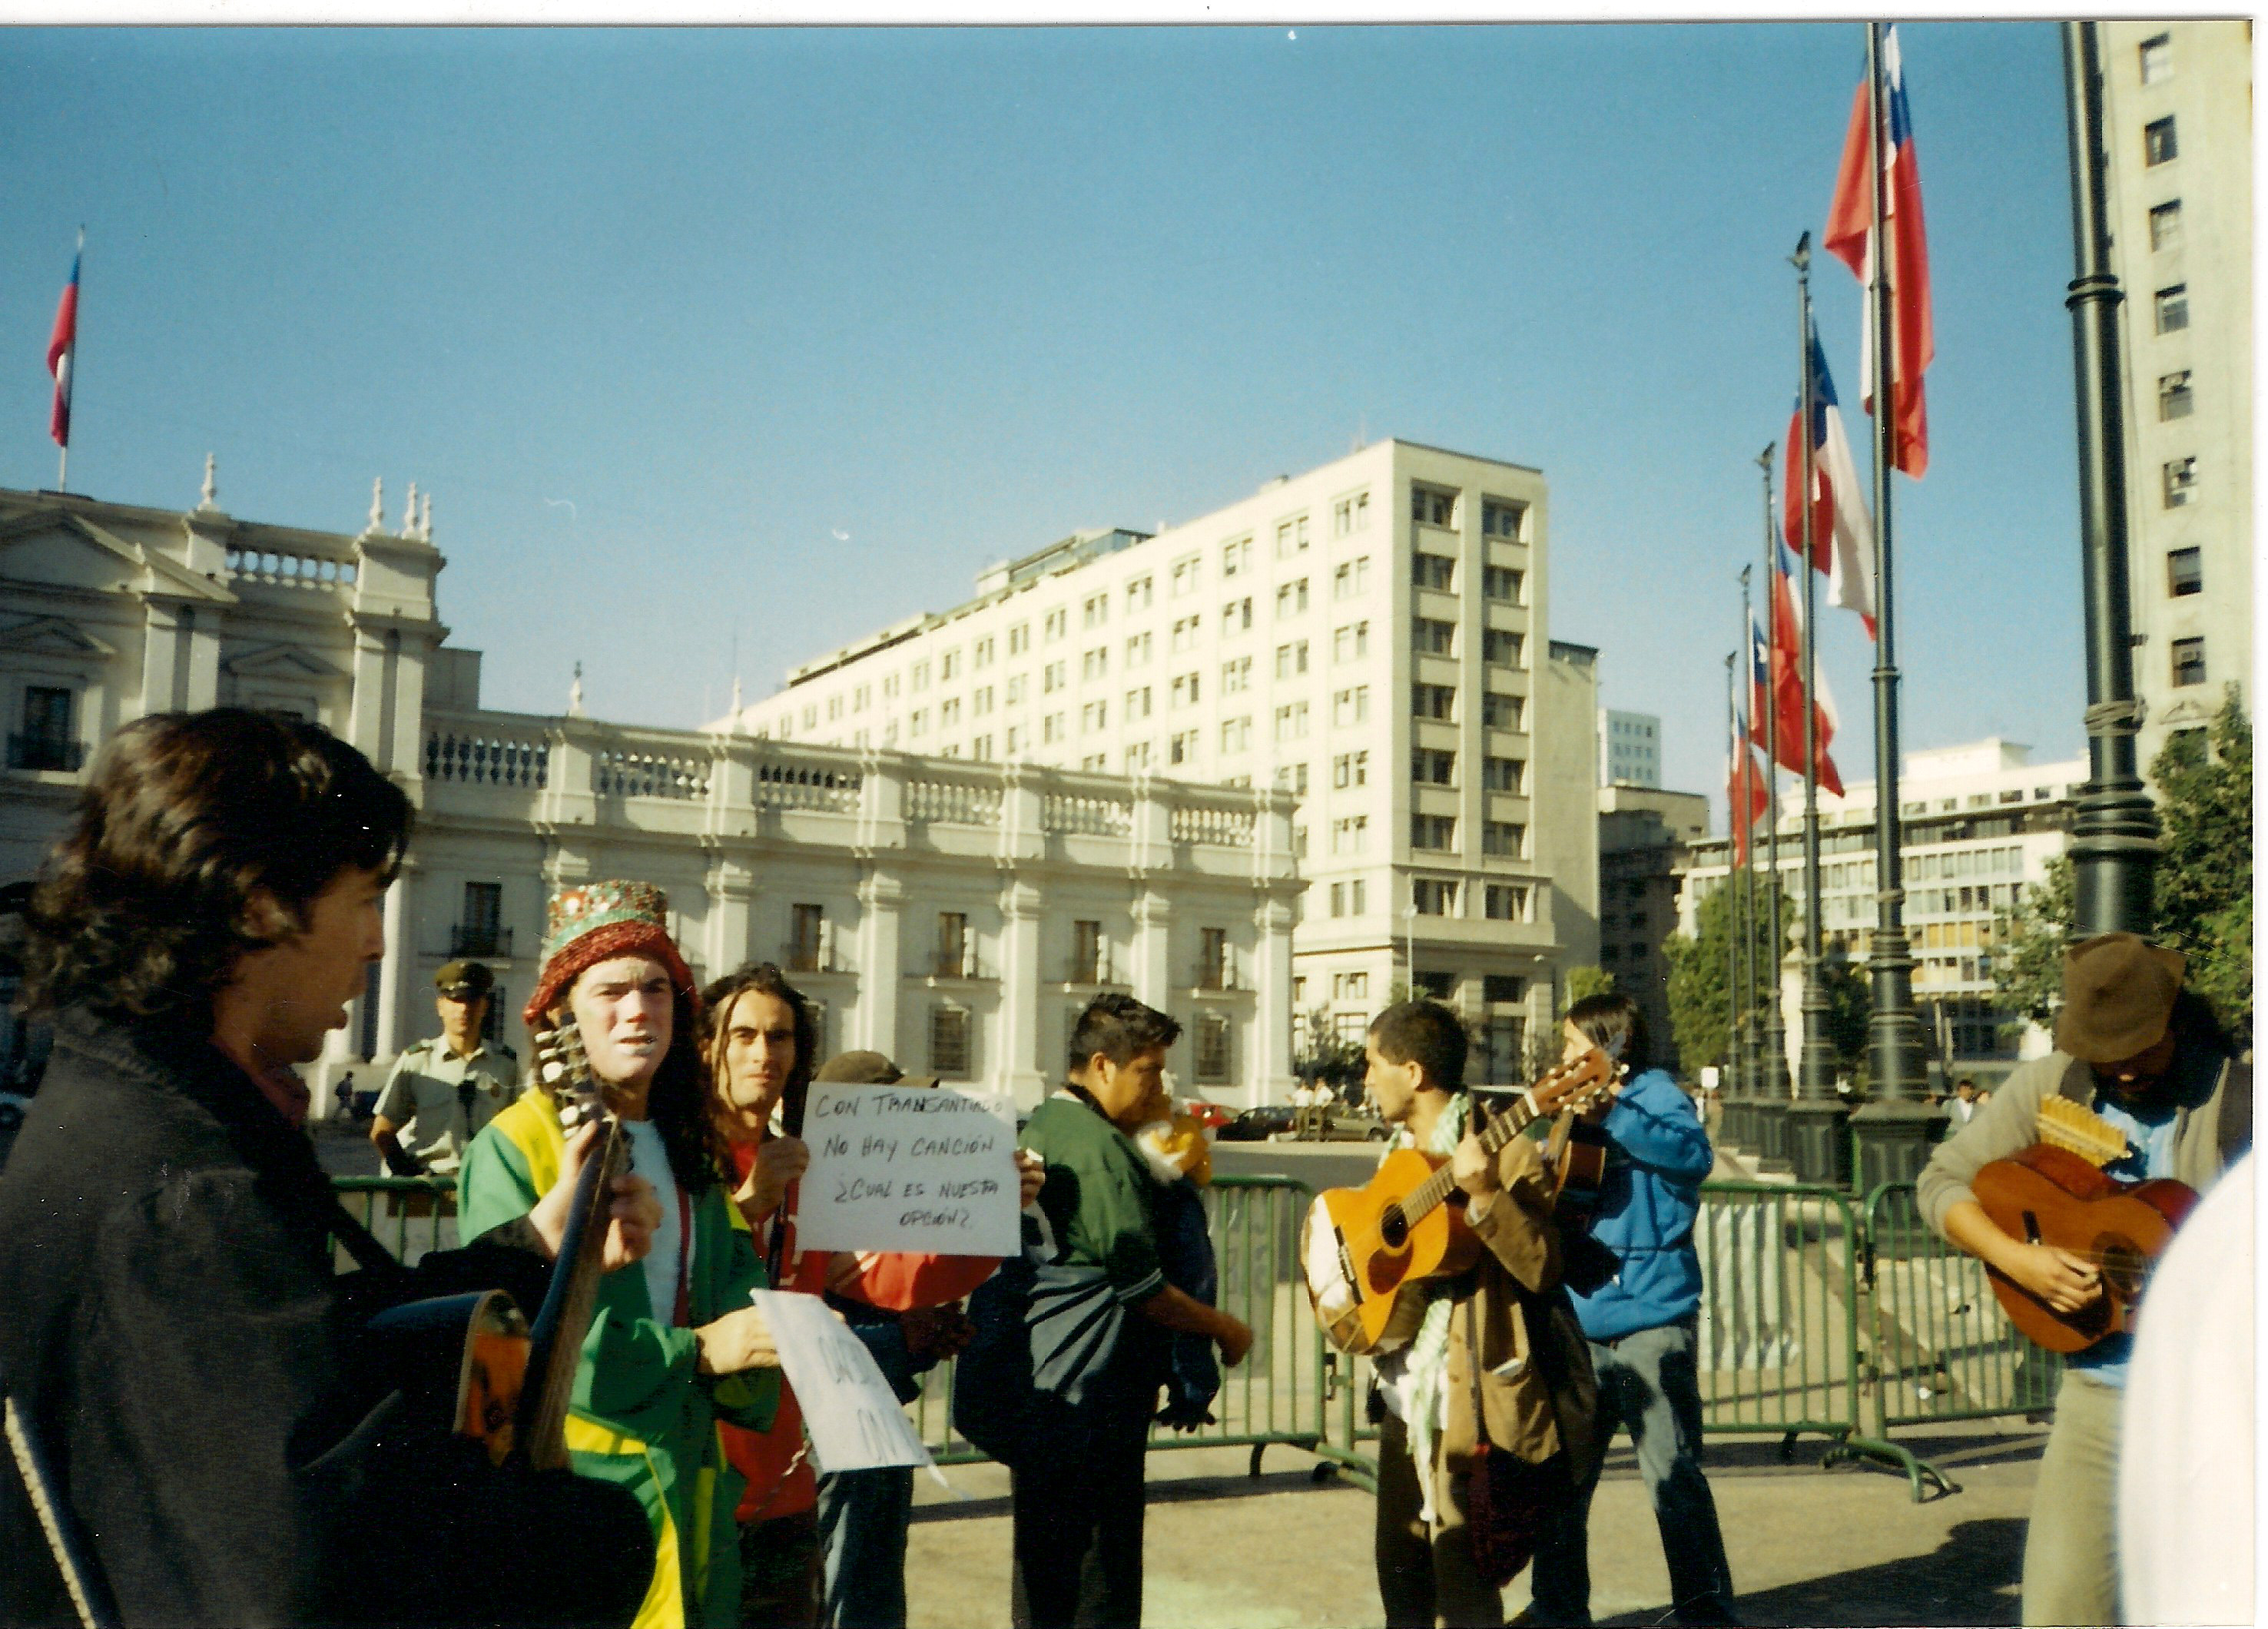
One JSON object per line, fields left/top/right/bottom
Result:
{"left": 0, "top": 709, "right": 661, "bottom": 1629}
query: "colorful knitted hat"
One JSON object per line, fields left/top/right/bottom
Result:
{"left": 522, "top": 879, "right": 698, "bottom": 1031}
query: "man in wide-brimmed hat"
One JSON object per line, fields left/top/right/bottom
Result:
{"left": 1918, "top": 931, "right": 2250, "bottom": 1627}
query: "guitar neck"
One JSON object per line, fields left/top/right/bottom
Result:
{"left": 517, "top": 1113, "right": 624, "bottom": 1470}
{"left": 1400, "top": 1087, "right": 1557, "bottom": 1226}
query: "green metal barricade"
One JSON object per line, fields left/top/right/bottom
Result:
{"left": 332, "top": 1175, "right": 461, "bottom": 1266}
{"left": 1860, "top": 1182, "right": 2063, "bottom": 1438}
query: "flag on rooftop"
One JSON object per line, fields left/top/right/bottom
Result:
{"left": 1824, "top": 23, "right": 1933, "bottom": 477}
{"left": 1783, "top": 317, "right": 1878, "bottom": 639}
{"left": 46, "top": 241, "right": 81, "bottom": 450}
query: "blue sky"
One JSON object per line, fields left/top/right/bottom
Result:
{"left": 1, "top": 24, "right": 2090, "bottom": 818}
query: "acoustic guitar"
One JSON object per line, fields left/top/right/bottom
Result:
{"left": 1971, "top": 1097, "right": 2198, "bottom": 1354}
{"left": 1301, "top": 1047, "right": 1619, "bottom": 1355}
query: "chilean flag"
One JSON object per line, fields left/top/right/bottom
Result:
{"left": 1727, "top": 700, "right": 1768, "bottom": 869}
{"left": 1824, "top": 24, "right": 1932, "bottom": 478}
{"left": 47, "top": 246, "right": 80, "bottom": 449}
{"left": 1755, "top": 538, "right": 1846, "bottom": 798}
{"left": 1783, "top": 317, "right": 1878, "bottom": 639}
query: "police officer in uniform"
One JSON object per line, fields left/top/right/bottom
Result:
{"left": 370, "top": 960, "right": 517, "bottom": 1213}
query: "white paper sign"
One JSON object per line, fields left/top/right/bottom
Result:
{"left": 793, "top": 1083, "right": 1021, "bottom": 1256}
{"left": 750, "top": 1290, "right": 933, "bottom": 1475}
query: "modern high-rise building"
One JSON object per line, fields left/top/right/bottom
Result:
{"left": 1679, "top": 739, "right": 2086, "bottom": 1083}
{"left": 1597, "top": 785, "right": 1710, "bottom": 1052}
{"left": 728, "top": 441, "right": 1601, "bottom": 1081}
{"left": 2098, "top": 21, "right": 2252, "bottom": 766}
{"left": 1597, "top": 708, "right": 1663, "bottom": 788}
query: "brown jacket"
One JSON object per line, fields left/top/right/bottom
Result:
{"left": 1438, "top": 1136, "right": 1600, "bottom": 1478}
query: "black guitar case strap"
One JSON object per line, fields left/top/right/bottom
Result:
{"left": 328, "top": 1197, "right": 413, "bottom": 1278}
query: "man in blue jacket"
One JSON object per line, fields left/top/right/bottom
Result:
{"left": 1524, "top": 994, "right": 1736, "bottom": 1627}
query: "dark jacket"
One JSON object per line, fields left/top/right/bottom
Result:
{"left": 0, "top": 1010, "right": 614, "bottom": 1628}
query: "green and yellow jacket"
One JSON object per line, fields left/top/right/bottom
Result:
{"left": 460, "top": 1090, "right": 778, "bottom": 1629}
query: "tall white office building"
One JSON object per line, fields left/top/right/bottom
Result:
{"left": 728, "top": 440, "right": 1601, "bottom": 1080}
{"left": 2098, "top": 21, "right": 2252, "bottom": 766}
{"left": 1598, "top": 709, "right": 1663, "bottom": 788}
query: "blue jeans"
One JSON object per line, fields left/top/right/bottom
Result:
{"left": 814, "top": 1467, "right": 914, "bottom": 1629}
{"left": 1527, "top": 1319, "right": 1735, "bottom": 1626}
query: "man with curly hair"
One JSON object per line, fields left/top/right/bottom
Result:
{"left": 0, "top": 708, "right": 661, "bottom": 1629}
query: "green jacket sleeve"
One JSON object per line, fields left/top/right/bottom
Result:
{"left": 698, "top": 1189, "right": 779, "bottom": 1432}
{"left": 457, "top": 1121, "right": 538, "bottom": 1239}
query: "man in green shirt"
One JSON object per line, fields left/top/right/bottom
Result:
{"left": 1011, "top": 994, "right": 1252, "bottom": 1629}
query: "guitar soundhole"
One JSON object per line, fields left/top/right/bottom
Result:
{"left": 1379, "top": 1205, "right": 1408, "bottom": 1252}
{"left": 2094, "top": 1235, "right": 2146, "bottom": 1301}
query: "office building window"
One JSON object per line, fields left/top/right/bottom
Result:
{"left": 1274, "top": 701, "right": 1309, "bottom": 741}
{"left": 1126, "top": 632, "right": 1152, "bottom": 667}
{"left": 1413, "top": 617, "right": 1455, "bottom": 655}
{"left": 1126, "top": 685, "right": 1152, "bottom": 720}
{"left": 1123, "top": 740, "right": 1151, "bottom": 771}
{"left": 2159, "top": 370, "right": 2193, "bottom": 420}
{"left": 1483, "top": 693, "right": 1523, "bottom": 731}
{"left": 1411, "top": 486, "right": 1457, "bottom": 528}
{"left": 2155, "top": 284, "right": 2188, "bottom": 333}
{"left": 1083, "top": 593, "right": 1108, "bottom": 629}
{"left": 1126, "top": 576, "right": 1154, "bottom": 612}
{"left": 1333, "top": 558, "right": 1372, "bottom": 600}
{"left": 1042, "top": 712, "right": 1064, "bottom": 744}
{"left": 1170, "top": 672, "right": 1200, "bottom": 708}
{"left": 1483, "top": 755, "right": 1526, "bottom": 793}
{"left": 930, "top": 1006, "right": 971, "bottom": 1077}
{"left": 1172, "top": 616, "right": 1200, "bottom": 652}
{"left": 2172, "top": 637, "right": 2207, "bottom": 687}
{"left": 1220, "top": 715, "right": 1252, "bottom": 753}
{"left": 1483, "top": 974, "right": 1526, "bottom": 1004}
{"left": 1482, "top": 629, "right": 1524, "bottom": 666}
{"left": 2149, "top": 199, "right": 2182, "bottom": 250}
{"left": 1277, "top": 761, "right": 1309, "bottom": 796}
{"left": 1411, "top": 552, "right": 1456, "bottom": 591}
{"left": 1172, "top": 556, "right": 1200, "bottom": 596}
{"left": 1275, "top": 640, "right": 1309, "bottom": 679}
{"left": 1043, "top": 608, "right": 1068, "bottom": 641}
{"left": 1333, "top": 686, "right": 1370, "bottom": 726}
{"left": 1169, "top": 729, "right": 1198, "bottom": 765}
{"left": 1221, "top": 655, "right": 1252, "bottom": 693}
{"left": 1081, "top": 700, "right": 1107, "bottom": 732}
{"left": 1412, "top": 878, "right": 1459, "bottom": 916}
{"left": 1413, "top": 683, "right": 1456, "bottom": 721}
{"left": 1220, "top": 538, "right": 1252, "bottom": 578}
{"left": 1275, "top": 579, "right": 1310, "bottom": 618}
{"left": 2168, "top": 546, "right": 2203, "bottom": 596}
{"left": 1333, "top": 750, "right": 1369, "bottom": 788}
{"left": 1275, "top": 516, "right": 1310, "bottom": 559}
{"left": 2164, "top": 456, "right": 2199, "bottom": 506}
{"left": 2144, "top": 116, "right": 2177, "bottom": 166}
{"left": 1412, "top": 748, "right": 1454, "bottom": 786}
{"left": 973, "top": 735, "right": 994, "bottom": 760}
{"left": 1221, "top": 597, "right": 1253, "bottom": 634}
{"left": 1483, "top": 566, "right": 1524, "bottom": 602}
{"left": 1332, "top": 491, "right": 1371, "bottom": 536}
{"left": 973, "top": 637, "right": 995, "bottom": 668}
{"left": 1329, "top": 883, "right": 1345, "bottom": 918}
{"left": 1007, "top": 622, "right": 1030, "bottom": 655}
{"left": 1481, "top": 499, "right": 1526, "bottom": 539}
{"left": 1484, "top": 885, "right": 1530, "bottom": 922}
{"left": 2140, "top": 32, "right": 2171, "bottom": 82}
{"left": 1043, "top": 661, "right": 1066, "bottom": 694}
{"left": 1412, "top": 814, "right": 1457, "bottom": 852}
{"left": 1484, "top": 821, "right": 1527, "bottom": 858}
{"left": 1333, "top": 621, "right": 1370, "bottom": 662}
{"left": 1331, "top": 815, "right": 1368, "bottom": 854}
{"left": 1083, "top": 647, "right": 1108, "bottom": 681}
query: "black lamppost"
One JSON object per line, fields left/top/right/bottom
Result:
{"left": 2061, "top": 20, "right": 2160, "bottom": 934}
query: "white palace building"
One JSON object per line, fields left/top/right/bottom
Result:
{"left": 0, "top": 474, "right": 1304, "bottom": 1111}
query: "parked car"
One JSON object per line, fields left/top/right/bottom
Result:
{"left": 1316, "top": 1106, "right": 1392, "bottom": 1142}
{"left": 1179, "top": 1099, "right": 1234, "bottom": 1131}
{"left": 1215, "top": 1103, "right": 1297, "bottom": 1143}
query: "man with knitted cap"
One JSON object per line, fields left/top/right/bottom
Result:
{"left": 1918, "top": 931, "right": 2250, "bottom": 1626}
{"left": 461, "top": 881, "right": 783, "bottom": 1629}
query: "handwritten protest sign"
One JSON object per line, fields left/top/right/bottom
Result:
{"left": 751, "top": 1290, "right": 933, "bottom": 1475}
{"left": 794, "top": 1083, "right": 1021, "bottom": 1256}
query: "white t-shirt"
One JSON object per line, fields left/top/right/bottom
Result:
{"left": 621, "top": 1118, "right": 688, "bottom": 1325}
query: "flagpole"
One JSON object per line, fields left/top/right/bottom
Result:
{"left": 2060, "top": 21, "right": 2158, "bottom": 934}
{"left": 58, "top": 227, "right": 81, "bottom": 493}
{"left": 1849, "top": 19, "right": 1933, "bottom": 1189}
{"left": 1723, "top": 650, "right": 1746, "bottom": 1099}
{"left": 1756, "top": 446, "right": 1788, "bottom": 1106}
{"left": 1737, "top": 568, "right": 1762, "bottom": 1106}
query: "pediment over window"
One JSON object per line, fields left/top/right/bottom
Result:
{"left": 223, "top": 643, "right": 346, "bottom": 681}
{"left": 0, "top": 615, "right": 118, "bottom": 662}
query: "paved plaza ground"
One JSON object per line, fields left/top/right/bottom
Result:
{"left": 904, "top": 1425, "right": 2041, "bottom": 1629}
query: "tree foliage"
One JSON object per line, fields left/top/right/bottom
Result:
{"left": 1293, "top": 1006, "right": 1367, "bottom": 1095}
{"left": 1663, "top": 873, "right": 1792, "bottom": 1076}
{"left": 1990, "top": 688, "right": 2251, "bottom": 1043}
{"left": 1564, "top": 966, "right": 1616, "bottom": 1007}
{"left": 2150, "top": 688, "right": 2252, "bottom": 1037}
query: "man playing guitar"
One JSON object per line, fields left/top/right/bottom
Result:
{"left": 1917, "top": 933, "right": 2249, "bottom": 1627}
{"left": 0, "top": 709, "right": 662, "bottom": 1629}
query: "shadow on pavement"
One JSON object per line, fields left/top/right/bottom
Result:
{"left": 1595, "top": 1517, "right": 2025, "bottom": 1629}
